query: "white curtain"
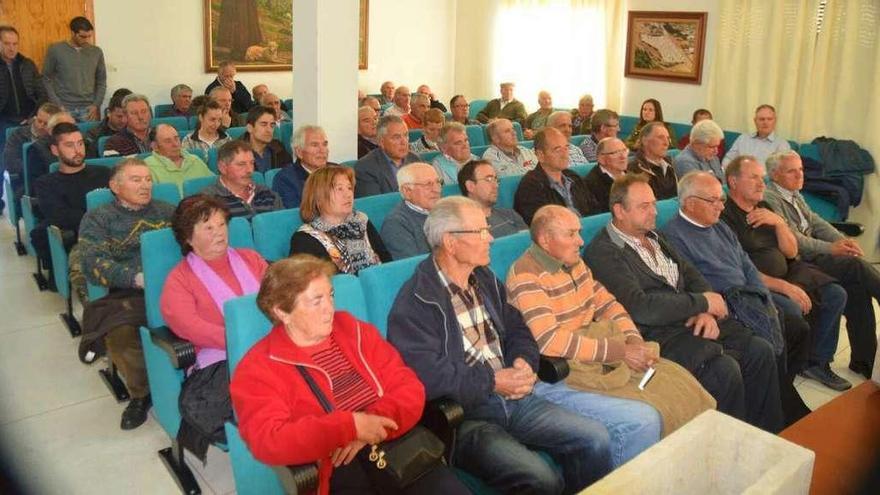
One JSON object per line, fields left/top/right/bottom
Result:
{"left": 490, "top": 0, "right": 625, "bottom": 111}
{"left": 709, "top": 0, "right": 880, "bottom": 258}
{"left": 805, "top": 0, "right": 880, "bottom": 259}
{"left": 707, "top": 0, "right": 819, "bottom": 135}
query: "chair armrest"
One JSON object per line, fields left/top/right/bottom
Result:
{"left": 148, "top": 326, "right": 196, "bottom": 369}
{"left": 832, "top": 222, "right": 865, "bottom": 237}
{"left": 272, "top": 464, "right": 319, "bottom": 495}
{"left": 419, "top": 397, "right": 464, "bottom": 462}
{"left": 538, "top": 356, "right": 570, "bottom": 383}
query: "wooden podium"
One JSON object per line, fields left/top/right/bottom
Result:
{"left": 780, "top": 381, "right": 880, "bottom": 494}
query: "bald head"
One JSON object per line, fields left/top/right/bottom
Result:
{"left": 151, "top": 123, "right": 182, "bottom": 160}
{"left": 531, "top": 204, "right": 583, "bottom": 265}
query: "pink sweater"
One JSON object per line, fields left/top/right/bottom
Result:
{"left": 160, "top": 248, "right": 268, "bottom": 351}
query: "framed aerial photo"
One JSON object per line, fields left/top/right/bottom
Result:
{"left": 624, "top": 11, "right": 707, "bottom": 84}
{"left": 205, "top": 0, "right": 370, "bottom": 72}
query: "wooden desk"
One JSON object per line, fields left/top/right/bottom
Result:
{"left": 780, "top": 381, "right": 880, "bottom": 495}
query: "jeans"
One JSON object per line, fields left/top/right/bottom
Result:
{"left": 772, "top": 284, "right": 846, "bottom": 364}
{"left": 532, "top": 381, "right": 660, "bottom": 467}
{"left": 456, "top": 392, "right": 612, "bottom": 494}
{"left": 67, "top": 105, "right": 94, "bottom": 122}
{"left": 811, "top": 253, "right": 880, "bottom": 366}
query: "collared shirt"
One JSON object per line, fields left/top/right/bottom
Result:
{"left": 409, "top": 135, "right": 438, "bottom": 154}
{"left": 548, "top": 173, "right": 576, "bottom": 212}
{"left": 568, "top": 143, "right": 588, "bottom": 165}
{"left": 481, "top": 144, "right": 538, "bottom": 177}
{"left": 678, "top": 209, "right": 708, "bottom": 228}
{"left": 383, "top": 105, "right": 407, "bottom": 117}
{"left": 436, "top": 264, "right": 504, "bottom": 371}
{"left": 220, "top": 177, "right": 256, "bottom": 205}
{"left": 381, "top": 149, "right": 405, "bottom": 188}
{"left": 673, "top": 145, "right": 723, "bottom": 180}
{"left": 769, "top": 181, "right": 809, "bottom": 232}
{"left": 722, "top": 131, "right": 791, "bottom": 166}
{"left": 252, "top": 146, "right": 273, "bottom": 173}
{"left": 579, "top": 135, "right": 599, "bottom": 162}
{"left": 404, "top": 200, "right": 430, "bottom": 216}
{"left": 609, "top": 222, "right": 680, "bottom": 287}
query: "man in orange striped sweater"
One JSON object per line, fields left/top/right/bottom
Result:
{"left": 506, "top": 205, "right": 661, "bottom": 467}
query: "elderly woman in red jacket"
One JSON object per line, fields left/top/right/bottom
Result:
{"left": 229, "top": 255, "right": 468, "bottom": 494}
{"left": 160, "top": 194, "right": 268, "bottom": 459}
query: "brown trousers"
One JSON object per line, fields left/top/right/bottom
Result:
{"left": 105, "top": 324, "right": 149, "bottom": 398}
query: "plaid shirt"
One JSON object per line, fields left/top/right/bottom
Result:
{"left": 610, "top": 222, "right": 680, "bottom": 288}
{"left": 437, "top": 266, "right": 505, "bottom": 371}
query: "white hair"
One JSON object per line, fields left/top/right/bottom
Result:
{"left": 423, "top": 196, "right": 482, "bottom": 249}
{"left": 292, "top": 125, "right": 325, "bottom": 150}
{"left": 377, "top": 115, "right": 405, "bottom": 140}
{"left": 765, "top": 150, "right": 800, "bottom": 175}
{"left": 410, "top": 93, "right": 429, "bottom": 107}
{"left": 689, "top": 119, "right": 724, "bottom": 145}
{"left": 547, "top": 111, "right": 571, "bottom": 128}
{"left": 677, "top": 170, "right": 717, "bottom": 201}
{"left": 396, "top": 162, "right": 434, "bottom": 191}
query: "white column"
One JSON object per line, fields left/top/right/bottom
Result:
{"left": 292, "top": 0, "right": 359, "bottom": 162}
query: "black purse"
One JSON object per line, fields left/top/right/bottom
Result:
{"left": 295, "top": 366, "right": 445, "bottom": 491}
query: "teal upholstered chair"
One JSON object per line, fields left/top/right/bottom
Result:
{"left": 468, "top": 99, "right": 490, "bottom": 120}
{"left": 47, "top": 225, "right": 81, "bottom": 337}
{"left": 580, "top": 212, "right": 613, "bottom": 248}
{"left": 353, "top": 192, "right": 401, "bottom": 230}
{"left": 138, "top": 218, "right": 253, "bottom": 494}
{"left": 466, "top": 124, "right": 486, "bottom": 147}
{"left": 656, "top": 198, "right": 681, "bottom": 228}
{"left": 489, "top": 230, "right": 531, "bottom": 282}
{"left": 223, "top": 274, "right": 367, "bottom": 495}
{"left": 252, "top": 208, "right": 302, "bottom": 262}
{"left": 182, "top": 175, "right": 218, "bottom": 197}
{"left": 496, "top": 174, "right": 523, "bottom": 210}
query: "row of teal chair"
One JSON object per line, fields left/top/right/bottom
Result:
{"left": 217, "top": 198, "right": 692, "bottom": 493}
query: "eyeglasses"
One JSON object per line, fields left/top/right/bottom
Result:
{"left": 600, "top": 149, "right": 628, "bottom": 157}
{"left": 410, "top": 179, "right": 442, "bottom": 188}
{"left": 474, "top": 175, "right": 498, "bottom": 184}
{"left": 691, "top": 195, "right": 726, "bottom": 206}
{"left": 449, "top": 227, "right": 492, "bottom": 240}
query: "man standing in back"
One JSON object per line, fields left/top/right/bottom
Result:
{"left": 42, "top": 17, "right": 106, "bottom": 122}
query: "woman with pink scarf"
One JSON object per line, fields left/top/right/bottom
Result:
{"left": 160, "top": 194, "right": 267, "bottom": 460}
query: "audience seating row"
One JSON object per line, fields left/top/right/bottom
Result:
{"left": 133, "top": 188, "right": 684, "bottom": 493}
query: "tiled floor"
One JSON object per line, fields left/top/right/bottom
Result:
{"left": 0, "top": 218, "right": 234, "bottom": 495}
{"left": 0, "top": 213, "right": 869, "bottom": 494}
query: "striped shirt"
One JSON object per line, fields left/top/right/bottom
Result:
{"left": 610, "top": 222, "right": 679, "bottom": 287}
{"left": 308, "top": 336, "right": 379, "bottom": 412}
{"left": 507, "top": 244, "right": 641, "bottom": 363}
{"left": 437, "top": 266, "right": 505, "bottom": 371}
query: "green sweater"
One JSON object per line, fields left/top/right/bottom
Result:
{"left": 476, "top": 98, "right": 528, "bottom": 125}
{"left": 78, "top": 200, "right": 175, "bottom": 289}
{"left": 144, "top": 151, "right": 214, "bottom": 194}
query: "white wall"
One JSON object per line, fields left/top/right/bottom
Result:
{"left": 619, "top": 0, "right": 720, "bottom": 124}
{"left": 93, "top": 0, "right": 456, "bottom": 107}
{"left": 358, "top": 0, "right": 457, "bottom": 98}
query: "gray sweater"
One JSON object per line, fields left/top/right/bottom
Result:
{"left": 380, "top": 201, "right": 431, "bottom": 260}
{"left": 42, "top": 42, "right": 107, "bottom": 108}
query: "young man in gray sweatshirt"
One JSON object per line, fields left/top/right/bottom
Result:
{"left": 42, "top": 16, "right": 106, "bottom": 122}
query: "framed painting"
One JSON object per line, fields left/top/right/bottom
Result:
{"left": 624, "top": 11, "right": 707, "bottom": 84}
{"left": 204, "top": 0, "right": 370, "bottom": 72}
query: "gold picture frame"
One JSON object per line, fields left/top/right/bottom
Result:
{"left": 204, "top": 0, "right": 369, "bottom": 72}
{"left": 624, "top": 11, "right": 707, "bottom": 84}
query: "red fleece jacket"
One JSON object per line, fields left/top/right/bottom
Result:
{"left": 229, "top": 311, "right": 425, "bottom": 494}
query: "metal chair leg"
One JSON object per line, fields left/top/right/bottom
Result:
{"left": 99, "top": 364, "right": 131, "bottom": 402}
{"left": 59, "top": 291, "right": 81, "bottom": 337}
{"left": 157, "top": 439, "right": 201, "bottom": 495}
{"left": 32, "top": 257, "right": 49, "bottom": 291}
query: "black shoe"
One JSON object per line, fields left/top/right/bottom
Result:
{"left": 121, "top": 395, "right": 151, "bottom": 430}
{"left": 800, "top": 364, "right": 852, "bottom": 392}
{"left": 849, "top": 361, "right": 873, "bottom": 380}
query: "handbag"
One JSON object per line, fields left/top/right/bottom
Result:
{"left": 295, "top": 366, "right": 445, "bottom": 491}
